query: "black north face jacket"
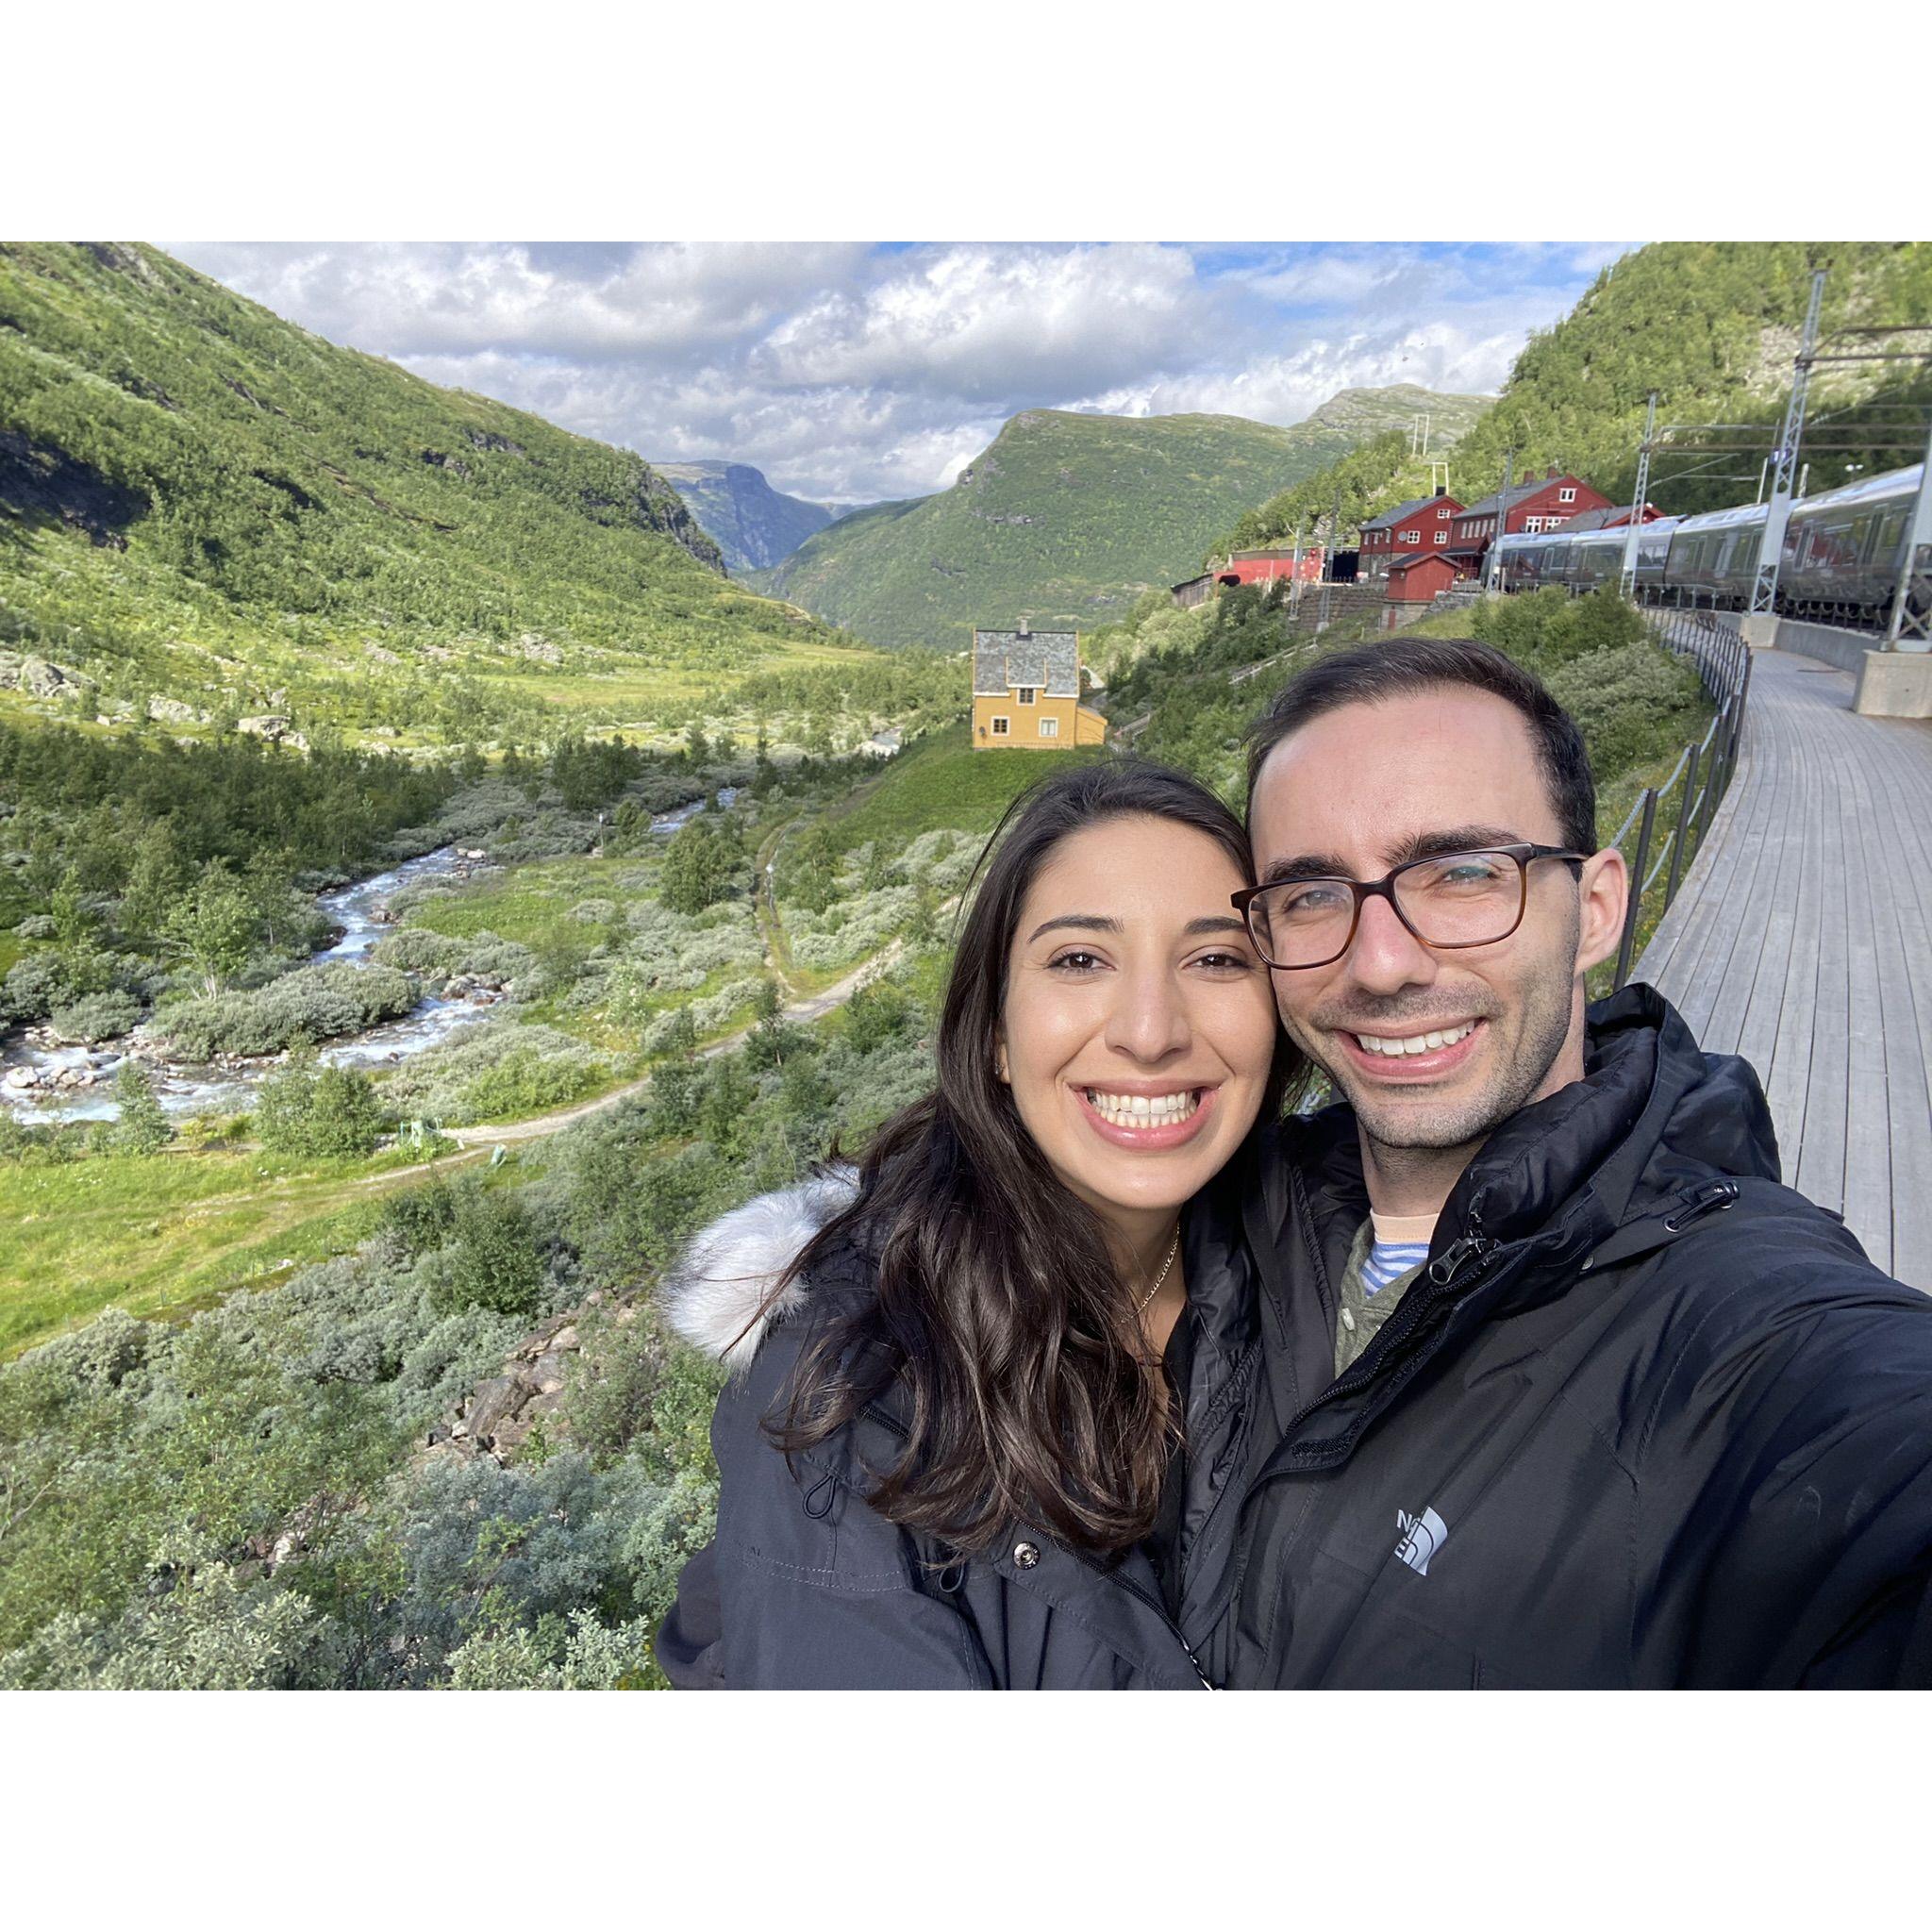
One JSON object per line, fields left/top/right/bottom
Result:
{"left": 1215, "top": 983, "right": 1932, "bottom": 1688}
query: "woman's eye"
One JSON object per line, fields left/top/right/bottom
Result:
{"left": 1046, "top": 949, "right": 1108, "bottom": 973}
{"left": 1195, "top": 950, "right": 1255, "bottom": 973}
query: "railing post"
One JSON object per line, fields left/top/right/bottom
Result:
{"left": 1614, "top": 788, "right": 1658, "bottom": 991}
{"left": 1699, "top": 706, "right": 1729, "bottom": 845}
{"left": 1665, "top": 741, "right": 1700, "bottom": 909}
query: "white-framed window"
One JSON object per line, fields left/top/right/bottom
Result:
{"left": 1438, "top": 506, "right": 1452, "bottom": 519}
{"left": 1524, "top": 517, "right": 1543, "bottom": 534}
{"left": 1038, "top": 716, "right": 1059, "bottom": 739}
{"left": 1434, "top": 529, "right": 1447, "bottom": 543}
{"left": 991, "top": 715, "right": 1009, "bottom": 737}
{"left": 1401, "top": 528, "right": 1420, "bottom": 544}
{"left": 1558, "top": 487, "right": 1576, "bottom": 504}
{"left": 1016, "top": 687, "right": 1037, "bottom": 705}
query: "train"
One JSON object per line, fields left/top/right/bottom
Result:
{"left": 1491, "top": 462, "right": 1928, "bottom": 631}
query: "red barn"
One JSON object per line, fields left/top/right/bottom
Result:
{"left": 1446, "top": 468, "right": 1613, "bottom": 572}
{"left": 1358, "top": 490, "right": 1462, "bottom": 578}
{"left": 1385, "top": 552, "right": 1466, "bottom": 602}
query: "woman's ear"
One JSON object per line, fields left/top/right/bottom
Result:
{"left": 994, "top": 1034, "right": 1009, "bottom": 1083}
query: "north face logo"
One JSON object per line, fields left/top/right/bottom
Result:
{"left": 1393, "top": 1507, "right": 1448, "bottom": 1576}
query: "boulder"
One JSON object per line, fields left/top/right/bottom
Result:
{"left": 145, "top": 695, "right": 207, "bottom": 725}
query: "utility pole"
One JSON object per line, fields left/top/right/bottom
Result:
{"left": 1331, "top": 484, "right": 1344, "bottom": 581}
{"left": 1884, "top": 411, "right": 1932, "bottom": 651}
{"left": 1749, "top": 268, "right": 1826, "bottom": 622}
{"left": 1619, "top": 391, "right": 1658, "bottom": 601}
{"left": 1485, "top": 450, "right": 1515, "bottom": 591}
{"left": 1290, "top": 520, "right": 1305, "bottom": 614}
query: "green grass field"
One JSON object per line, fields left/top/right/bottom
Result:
{"left": 0, "top": 1141, "right": 491, "bottom": 1359}
{"left": 822, "top": 723, "right": 1107, "bottom": 854}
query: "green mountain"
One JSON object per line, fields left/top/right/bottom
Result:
{"left": 0, "top": 242, "right": 891, "bottom": 750}
{"left": 755, "top": 387, "right": 1491, "bottom": 649}
{"left": 654, "top": 459, "right": 847, "bottom": 574}
{"left": 1224, "top": 242, "right": 1932, "bottom": 555}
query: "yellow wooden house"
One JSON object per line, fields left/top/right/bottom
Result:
{"left": 971, "top": 625, "right": 1108, "bottom": 751}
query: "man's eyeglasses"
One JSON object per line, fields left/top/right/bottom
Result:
{"left": 1231, "top": 843, "right": 1590, "bottom": 971}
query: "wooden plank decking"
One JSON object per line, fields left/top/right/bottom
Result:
{"left": 1636, "top": 643, "right": 1932, "bottom": 1291}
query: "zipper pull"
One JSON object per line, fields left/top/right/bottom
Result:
{"left": 1427, "top": 1230, "right": 1497, "bottom": 1288}
{"left": 1662, "top": 1178, "right": 1740, "bottom": 1233}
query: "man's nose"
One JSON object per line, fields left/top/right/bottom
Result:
{"left": 1105, "top": 965, "right": 1191, "bottom": 1062}
{"left": 1342, "top": 891, "right": 1440, "bottom": 997}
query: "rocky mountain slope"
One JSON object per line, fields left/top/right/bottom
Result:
{"left": 653, "top": 459, "right": 853, "bottom": 574}
{"left": 754, "top": 387, "right": 1491, "bottom": 649}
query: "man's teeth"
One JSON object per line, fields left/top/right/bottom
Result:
{"left": 1085, "top": 1089, "right": 1200, "bottom": 1127}
{"left": 1354, "top": 1022, "right": 1477, "bottom": 1058}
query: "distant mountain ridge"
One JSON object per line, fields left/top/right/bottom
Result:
{"left": 754, "top": 386, "right": 1491, "bottom": 649}
{"left": 654, "top": 459, "right": 855, "bottom": 574}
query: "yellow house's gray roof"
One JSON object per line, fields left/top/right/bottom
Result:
{"left": 973, "top": 627, "right": 1079, "bottom": 698}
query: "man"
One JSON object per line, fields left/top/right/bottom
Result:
{"left": 1220, "top": 635, "right": 1932, "bottom": 1687}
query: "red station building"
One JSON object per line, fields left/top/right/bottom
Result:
{"left": 1358, "top": 490, "right": 1462, "bottom": 578}
{"left": 1445, "top": 468, "right": 1614, "bottom": 574}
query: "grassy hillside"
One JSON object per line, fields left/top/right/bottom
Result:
{"left": 756, "top": 387, "right": 1491, "bottom": 650}
{"left": 1223, "top": 243, "right": 1932, "bottom": 555}
{"left": 0, "top": 242, "right": 906, "bottom": 750}
{"left": 652, "top": 460, "right": 841, "bottom": 574}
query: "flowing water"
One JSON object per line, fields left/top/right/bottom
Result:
{"left": 0, "top": 786, "right": 736, "bottom": 1125}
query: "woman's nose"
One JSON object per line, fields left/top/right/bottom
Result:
{"left": 1103, "top": 967, "right": 1191, "bottom": 1062}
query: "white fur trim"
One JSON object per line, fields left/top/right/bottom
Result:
{"left": 659, "top": 1166, "right": 859, "bottom": 1374}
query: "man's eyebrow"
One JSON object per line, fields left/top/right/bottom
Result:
{"left": 1259, "top": 853, "right": 1351, "bottom": 887}
{"left": 1384, "top": 825, "right": 1525, "bottom": 866}
{"left": 1259, "top": 827, "right": 1527, "bottom": 887}
{"left": 1025, "top": 913, "right": 1124, "bottom": 943}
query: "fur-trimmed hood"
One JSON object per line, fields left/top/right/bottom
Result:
{"left": 659, "top": 1166, "right": 858, "bottom": 1373}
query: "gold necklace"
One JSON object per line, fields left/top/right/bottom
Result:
{"left": 1134, "top": 1224, "right": 1182, "bottom": 1315}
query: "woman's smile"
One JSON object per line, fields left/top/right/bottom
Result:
{"left": 1072, "top": 1080, "right": 1218, "bottom": 1148}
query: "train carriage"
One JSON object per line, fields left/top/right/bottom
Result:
{"left": 1781, "top": 465, "right": 1924, "bottom": 625}
{"left": 1663, "top": 501, "right": 1769, "bottom": 609}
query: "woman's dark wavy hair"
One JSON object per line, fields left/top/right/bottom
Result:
{"left": 765, "top": 759, "right": 1305, "bottom": 1557}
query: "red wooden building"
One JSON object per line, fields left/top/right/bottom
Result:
{"left": 1358, "top": 490, "right": 1462, "bottom": 578}
{"left": 1445, "top": 469, "right": 1613, "bottom": 571}
{"left": 1385, "top": 551, "right": 1465, "bottom": 603}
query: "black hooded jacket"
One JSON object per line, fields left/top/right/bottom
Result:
{"left": 658, "top": 986, "right": 1932, "bottom": 1688}
{"left": 1211, "top": 982, "right": 1932, "bottom": 1688}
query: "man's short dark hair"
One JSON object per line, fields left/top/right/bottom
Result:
{"left": 1244, "top": 637, "right": 1597, "bottom": 854}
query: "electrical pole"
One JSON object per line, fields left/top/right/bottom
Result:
{"left": 1331, "top": 484, "right": 1343, "bottom": 581}
{"left": 1884, "top": 411, "right": 1932, "bottom": 651}
{"left": 1619, "top": 391, "right": 1658, "bottom": 602}
{"left": 1749, "top": 268, "right": 1826, "bottom": 619}
{"left": 1485, "top": 450, "right": 1515, "bottom": 591}
{"left": 1290, "top": 520, "right": 1305, "bottom": 614}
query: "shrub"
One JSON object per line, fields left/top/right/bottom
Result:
{"left": 47, "top": 989, "right": 143, "bottom": 1043}
{"left": 376, "top": 1020, "right": 616, "bottom": 1125}
{"left": 256, "top": 1048, "right": 390, "bottom": 1157}
{"left": 434, "top": 1190, "right": 546, "bottom": 1319}
{"left": 144, "top": 963, "right": 419, "bottom": 1059}
{"left": 109, "top": 1061, "right": 172, "bottom": 1155}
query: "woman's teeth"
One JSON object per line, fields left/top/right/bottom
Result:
{"left": 1354, "top": 1021, "right": 1476, "bottom": 1058}
{"left": 1086, "top": 1089, "right": 1200, "bottom": 1127}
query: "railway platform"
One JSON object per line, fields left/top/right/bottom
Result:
{"left": 1636, "top": 641, "right": 1932, "bottom": 1291}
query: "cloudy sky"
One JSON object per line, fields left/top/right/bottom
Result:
{"left": 169, "top": 241, "right": 1626, "bottom": 506}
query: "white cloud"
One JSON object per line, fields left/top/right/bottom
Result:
{"left": 164, "top": 240, "right": 1608, "bottom": 503}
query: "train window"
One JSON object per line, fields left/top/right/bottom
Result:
{"left": 1877, "top": 508, "right": 1908, "bottom": 558}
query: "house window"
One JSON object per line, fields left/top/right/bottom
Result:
{"left": 1434, "top": 529, "right": 1447, "bottom": 543}
{"left": 1038, "top": 717, "right": 1059, "bottom": 739}
{"left": 1558, "top": 487, "right": 1576, "bottom": 504}
{"left": 1401, "top": 528, "right": 1420, "bottom": 544}
{"left": 1524, "top": 517, "right": 1542, "bottom": 535}
{"left": 1016, "top": 687, "right": 1037, "bottom": 705}
{"left": 1438, "top": 506, "right": 1451, "bottom": 519}
{"left": 991, "top": 715, "right": 1009, "bottom": 737}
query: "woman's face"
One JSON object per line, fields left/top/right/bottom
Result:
{"left": 997, "top": 814, "right": 1277, "bottom": 1237}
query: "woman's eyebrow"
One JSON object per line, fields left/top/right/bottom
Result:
{"left": 1184, "top": 915, "right": 1250, "bottom": 937}
{"left": 1025, "top": 913, "right": 1124, "bottom": 943}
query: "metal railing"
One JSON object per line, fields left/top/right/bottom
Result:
{"left": 1608, "top": 610, "right": 1754, "bottom": 990}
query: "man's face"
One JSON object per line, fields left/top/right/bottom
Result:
{"left": 1247, "top": 686, "right": 1626, "bottom": 1158}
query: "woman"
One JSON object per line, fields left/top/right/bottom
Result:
{"left": 655, "top": 761, "right": 1303, "bottom": 1688}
